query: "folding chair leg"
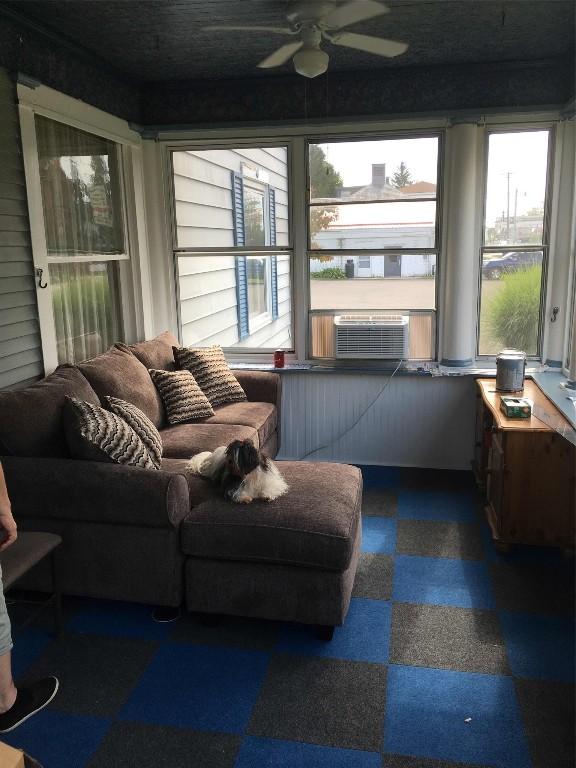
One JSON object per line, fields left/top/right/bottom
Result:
{"left": 51, "top": 548, "right": 63, "bottom": 636}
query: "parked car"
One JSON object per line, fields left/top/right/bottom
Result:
{"left": 482, "top": 251, "right": 543, "bottom": 280}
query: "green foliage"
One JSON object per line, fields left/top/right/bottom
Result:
{"left": 309, "top": 145, "right": 343, "bottom": 198}
{"left": 391, "top": 161, "right": 413, "bottom": 188}
{"left": 486, "top": 265, "right": 542, "bottom": 354}
{"left": 311, "top": 267, "right": 346, "bottom": 280}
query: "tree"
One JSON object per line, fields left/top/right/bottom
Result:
{"left": 309, "top": 145, "right": 343, "bottom": 253}
{"left": 391, "top": 162, "right": 413, "bottom": 189}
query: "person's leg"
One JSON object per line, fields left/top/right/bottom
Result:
{"left": 0, "top": 564, "right": 16, "bottom": 713}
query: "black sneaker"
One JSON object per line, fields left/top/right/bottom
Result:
{"left": 0, "top": 677, "right": 59, "bottom": 733}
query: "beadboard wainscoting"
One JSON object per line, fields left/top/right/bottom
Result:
{"left": 277, "top": 373, "right": 476, "bottom": 469}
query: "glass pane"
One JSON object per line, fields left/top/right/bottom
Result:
{"left": 478, "top": 251, "right": 543, "bottom": 356}
{"left": 177, "top": 254, "right": 291, "bottom": 350}
{"left": 50, "top": 261, "right": 123, "bottom": 364}
{"left": 310, "top": 311, "right": 435, "bottom": 360}
{"left": 36, "top": 116, "right": 125, "bottom": 256}
{"left": 484, "top": 131, "right": 549, "bottom": 247}
{"left": 310, "top": 253, "right": 436, "bottom": 310}
{"left": 172, "top": 147, "right": 289, "bottom": 248}
{"left": 310, "top": 201, "right": 436, "bottom": 250}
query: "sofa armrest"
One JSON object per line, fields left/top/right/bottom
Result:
{"left": 2, "top": 456, "right": 189, "bottom": 530}
{"left": 232, "top": 370, "right": 282, "bottom": 408}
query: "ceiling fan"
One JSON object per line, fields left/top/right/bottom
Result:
{"left": 202, "top": 1, "right": 408, "bottom": 79}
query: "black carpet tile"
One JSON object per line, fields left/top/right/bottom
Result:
{"left": 88, "top": 722, "right": 241, "bottom": 768}
{"left": 382, "top": 756, "right": 494, "bottom": 768}
{"left": 398, "top": 468, "right": 477, "bottom": 491}
{"left": 389, "top": 603, "right": 510, "bottom": 674}
{"left": 362, "top": 487, "right": 398, "bottom": 517}
{"left": 514, "top": 678, "right": 576, "bottom": 768}
{"left": 396, "top": 519, "right": 485, "bottom": 560}
{"left": 490, "top": 561, "right": 576, "bottom": 615}
{"left": 170, "top": 613, "right": 280, "bottom": 651}
{"left": 248, "top": 654, "right": 387, "bottom": 751}
{"left": 353, "top": 553, "right": 394, "bottom": 600}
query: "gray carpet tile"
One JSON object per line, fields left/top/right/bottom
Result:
{"left": 353, "top": 553, "right": 394, "bottom": 600}
{"left": 383, "top": 756, "right": 494, "bottom": 768}
{"left": 22, "top": 633, "right": 159, "bottom": 718}
{"left": 514, "top": 679, "right": 576, "bottom": 768}
{"left": 170, "top": 613, "right": 280, "bottom": 650}
{"left": 490, "top": 562, "right": 576, "bottom": 615}
{"left": 248, "top": 654, "right": 387, "bottom": 751}
{"left": 396, "top": 520, "right": 485, "bottom": 560}
{"left": 88, "top": 722, "right": 241, "bottom": 768}
{"left": 389, "top": 603, "right": 509, "bottom": 674}
{"left": 362, "top": 488, "right": 398, "bottom": 517}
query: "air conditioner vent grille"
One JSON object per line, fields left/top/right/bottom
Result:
{"left": 334, "top": 314, "right": 409, "bottom": 359}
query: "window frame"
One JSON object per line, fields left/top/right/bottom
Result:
{"left": 476, "top": 124, "right": 556, "bottom": 360}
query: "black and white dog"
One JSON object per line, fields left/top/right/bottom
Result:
{"left": 187, "top": 439, "right": 288, "bottom": 503}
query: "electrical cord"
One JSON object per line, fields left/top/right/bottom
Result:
{"left": 298, "top": 359, "right": 404, "bottom": 460}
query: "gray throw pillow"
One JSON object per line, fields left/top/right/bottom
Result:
{"left": 63, "top": 397, "right": 157, "bottom": 470}
{"left": 173, "top": 345, "right": 246, "bottom": 407}
{"left": 149, "top": 369, "right": 214, "bottom": 425}
{"left": 104, "top": 396, "right": 163, "bottom": 470}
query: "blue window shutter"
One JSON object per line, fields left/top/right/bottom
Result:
{"left": 268, "top": 186, "right": 279, "bottom": 320}
{"left": 232, "top": 172, "right": 249, "bottom": 339}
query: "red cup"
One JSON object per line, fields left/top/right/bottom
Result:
{"left": 274, "top": 350, "right": 285, "bottom": 368}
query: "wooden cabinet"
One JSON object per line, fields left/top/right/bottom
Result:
{"left": 474, "top": 379, "right": 575, "bottom": 551}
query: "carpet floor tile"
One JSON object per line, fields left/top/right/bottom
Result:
{"left": 170, "top": 613, "right": 280, "bottom": 651}
{"left": 392, "top": 555, "right": 495, "bottom": 609}
{"left": 499, "top": 611, "right": 575, "bottom": 682}
{"left": 490, "top": 561, "right": 575, "bottom": 615}
{"left": 383, "top": 756, "right": 493, "bottom": 768}
{"left": 396, "top": 520, "right": 485, "bottom": 560}
{"left": 277, "top": 598, "right": 391, "bottom": 663}
{"left": 362, "top": 488, "right": 398, "bottom": 517}
{"left": 362, "top": 518, "right": 397, "bottom": 554}
{"left": 235, "top": 737, "right": 381, "bottom": 768}
{"left": 89, "top": 722, "right": 241, "bottom": 768}
{"left": 398, "top": 489, "right": 478, "bottom": 522}
{"left": 65, "top": 599, "right": 173, "bottom": 641}
{"left": 353, "top": 553, "right": 394, "bottom": 601}
{"left": 384, "top": 665, "right": 531, "bottom": 768}
{"left": 120, "top": 643, "right": 269, "bottom": 733}
{"left": 389, "top": 603, "right": 509, "bottom": 674}
{"left": 248, "top": 655, "right": 387, "bottom": 751}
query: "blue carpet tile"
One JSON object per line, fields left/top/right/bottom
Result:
{"left": 4, "top": 466, "right": 574, "bottom": 768}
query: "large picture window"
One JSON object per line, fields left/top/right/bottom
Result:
{"left": 171, "top": 147, "right": 292, "bottom": 351}
{"left": 308, "top": 135, "right": 440, "bottom": 360}
{"left": 478, "top": 130, "right": 551, "bottom": 357}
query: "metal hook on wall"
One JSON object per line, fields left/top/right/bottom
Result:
{"left": 550, "top": 306, "right": 559, "bottom": 323}
{"left": 35, "top": 266, "right": 48, "bottom": 289}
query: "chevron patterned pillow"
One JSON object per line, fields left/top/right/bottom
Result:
{"left": 173, "top": 345, "right": 246, "bottom": 407}
{"left": 149, "top": 369, "right": 214, "bottom": 425}
{"left": 105, "top": 396, "right": 163, "bottom": 470}
{"left": 63, "top": 397, "right": 157, "bottom": 470}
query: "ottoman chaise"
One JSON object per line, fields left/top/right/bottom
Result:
{"left": 181, "top": 462, "right": 362, "bottom": 639}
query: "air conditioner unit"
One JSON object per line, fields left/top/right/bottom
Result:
{"left": 334, "top": 314, "right": 409, "bottom": 359}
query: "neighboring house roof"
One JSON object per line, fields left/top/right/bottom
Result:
{"left": 398, "top": 181, "right": 437, "bottom": 194}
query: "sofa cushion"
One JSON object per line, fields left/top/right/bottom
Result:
{"left": 63, "top": 397, "right": 157, "bottom": 469}
{"left": 180, "top": 462, "right": 362, "bottom": 571}
{"left": 127, "top": 331, "right": 179, "bottom": 371}
{"left": 0, "top": 365, "right": 100, "bottom": 458}
{"left": 174, "top": 345, "right": 246, "bottom": 407}
{"left": 77, "top": 345, "right": 165, "bottom": 428}
{"left": 161, "top": 458, "right": 219, "bottom": 508}
{"left": 105, "top": 396, "right": 163, "bottom": 469}
{"left": 149, "top": 369, "right": 214, "bottom": 425}
{"left": 203, "top": 402, "right": 277, "bottom": 448}
{"left": 161, "top": 423, "right": 258, "bottom": 459}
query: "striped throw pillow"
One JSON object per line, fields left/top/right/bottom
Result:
{"left": 173, "top": 345, "right": 246, "bottom": 407}
{"left": 105, "top": 396, "right": 163, "bottom": 470}
{"left": 63, "top": 397, "right": 157, "bottom": 470}
{"left": 149, "top": 369, "right": 214, "bottom": 425}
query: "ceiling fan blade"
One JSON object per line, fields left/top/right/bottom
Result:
{"left": 257, "top": 41, "right": 304, "bottom": 69}
{"left": 321, "top": 1, "right": 388, "bottom": 29}
{"left": 329, "top": 32, "right": 408, "bottom": 57}
{"left": 201, "top": 25, "right": 295, "bottom": 35}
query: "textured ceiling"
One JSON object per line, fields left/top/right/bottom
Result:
{"left": 2, "top": 0, "right": 574, "bottom": 83}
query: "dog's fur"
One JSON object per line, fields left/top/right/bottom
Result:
{"left": 187, "top": 439, "right": 288, "bottom": 503}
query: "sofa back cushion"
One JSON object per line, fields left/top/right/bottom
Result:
{"left": 77, "top": 345, "right": 165, "bottom": 428}
{"left": 0, "top": 365, "right": 100, "bottom": 458}
{"left": 127, "top": 331, "right": 178, "bottom": 371}
{"left": 63, "top": 397, "right": 157, "bottom": 469}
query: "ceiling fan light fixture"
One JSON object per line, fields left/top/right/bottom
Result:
{"left": 293, "top": 47, "right": 329, "bottom": 78}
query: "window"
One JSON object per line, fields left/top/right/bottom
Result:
{"left": 308, "top": 136, "right": 440, "bottom": 360}
{"left": 171, "top": 147, "right": 292, "bottom": 351}
{"left": 35, "top": 116, "right": 127, "bottom": 364}
{"left": 478, "top": 130, "right": 551, "bottom": 356}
